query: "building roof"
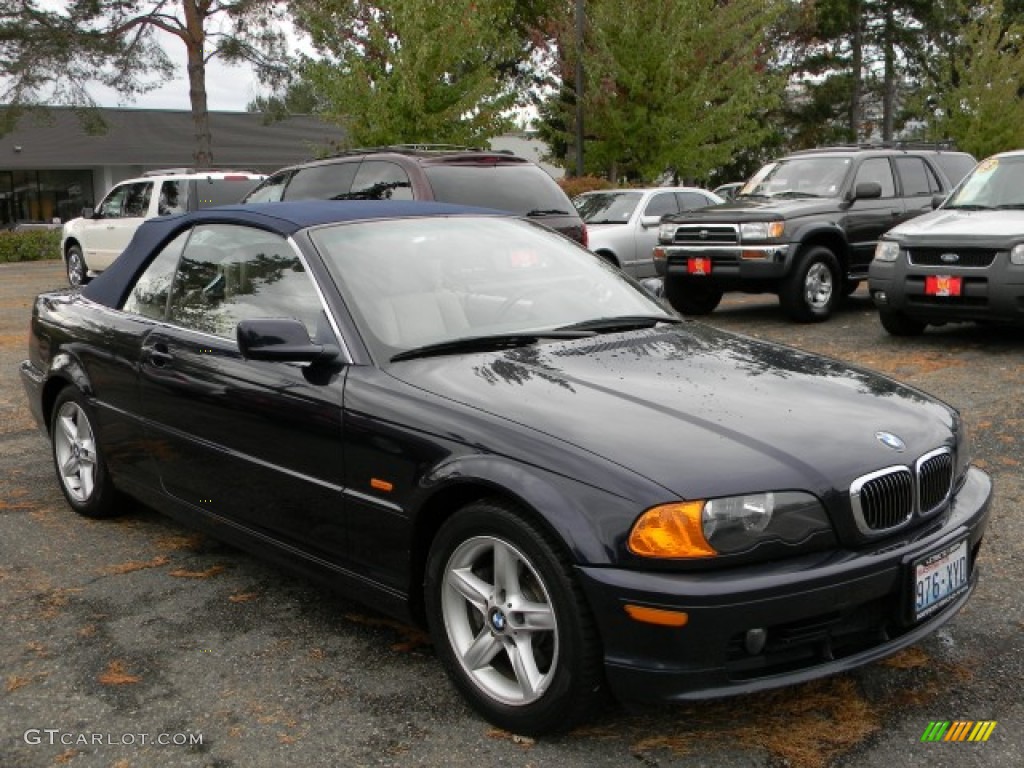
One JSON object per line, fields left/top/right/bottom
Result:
{"left": 0, "top": 106, "right": 341, "bottom": 170}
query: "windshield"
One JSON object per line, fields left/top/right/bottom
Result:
{"left": 574, "top": 191, "right": 643, "bottom": 223}
{"left": 740, "top": 157, "right": 852, "bottom": 198}
{"left": 310, "top": 216, "right": 673, "bottom": 362}
{"left": 945, "top": 155, "right": 1024, "bottom": 209}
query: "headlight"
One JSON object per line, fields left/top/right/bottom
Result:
{"left": 874, "top": 240, "right": 901, "bottom": 262}
{"left": 953, "top": 413, "right": 971, "bottom": 483}
{"left": 628, "top": 491, "right": 832, "bottom": 558}
{"left": 739, "top": 221, "right": 784, "bottom": 240}
{"left": 1010, "top": 244, "right": 1024, "bottom": 265}
{"left": 658, "top": 223, "right": 677, "bottom": 243}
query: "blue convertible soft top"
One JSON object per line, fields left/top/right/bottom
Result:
{"left": 82, "top": 200, "right": 509, "bottom": 309}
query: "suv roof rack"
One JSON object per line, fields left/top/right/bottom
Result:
{"left": 140, "top": 168, "right": 262, "bottom": 177}
{"left": 790, "top": 140, "right": 960, "bottom": 155}
{"left": 315, "top": 144, "right": 515, "bottom": 161}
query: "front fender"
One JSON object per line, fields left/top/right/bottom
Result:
{"left": 416, "top": 453, "right": 643, "bottom": 567}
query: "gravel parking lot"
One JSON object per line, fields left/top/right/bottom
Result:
{"left": 1, "top": 261, "right": 1021, "bottom": 768}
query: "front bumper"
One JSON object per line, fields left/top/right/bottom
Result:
{"left": 656, "top": 243, "right": 795, "bottom": 283}
{"left": 578, "top": 466, "right": 991, "bottom": 703}
{"left": 869, "top": 256, "right": 1024, "bottom": 324}
{"left": 19, "top": 359, "right": 47, "bottom": 433}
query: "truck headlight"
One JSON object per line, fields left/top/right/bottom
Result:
{"left": 658, "top": 223, "right": 677, "bottom": 243}
{"left": 874, "top": 240, "right": 901, "bottom": 262}
{"left": 739, "top": 221, "right": 784, "bottom": 240}
{"left": 1010, "top": 244, "right": 1024, "bottom": 265}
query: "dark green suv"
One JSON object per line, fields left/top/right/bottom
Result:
{"left": 654, "top": 145, "right": 976, "bottom": 321}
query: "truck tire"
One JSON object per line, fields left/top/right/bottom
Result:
{"left": 780, "top": 246, "right": 840, "bottom": 322}
{"left": 664, "top": 278, "right": 723, "bottom": 315}
{"left": 879, "top": 309, "right": 927, "bottom": 336}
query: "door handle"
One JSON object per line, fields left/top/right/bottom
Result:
{"left": 144, "top": 343, "right": 173, "bottom": 368}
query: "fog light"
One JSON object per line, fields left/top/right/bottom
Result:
{"left": 745, "top": 628, "right": 767, "bottom": 655}
{"left": 874, "top": 290, "right": 888, "bottom": 304}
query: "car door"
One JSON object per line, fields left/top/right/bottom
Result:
{"left": 82, "top": 183, "right": 132, "bottom": 269}
{"left": 135, "top": 223, "right": 351, "bottom": 561}
{"left": 842, "top": 158, "right": 905, "bottom": 275}
{"left": 894, "top": 156, "right": 944, "bottom": 221}
{"left": 629, "top": 192, "right": 681, "bottom": 278}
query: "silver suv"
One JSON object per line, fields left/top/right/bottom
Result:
{"left": 869, "top": 151, "right": 1024, "bottom": 334}
{"left": 61, "top": 169, "right": 265, "bottom": 286}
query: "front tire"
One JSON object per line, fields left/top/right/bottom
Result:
{"left": 50, "top": 388, "right": 119, "bottom": 518}
{"left": 664, "top": 277, "right": 723, "bottom": 315}
{"left": 780, "top": 245, "right": 840, "bottom": 322}
{"left": 66, "top": 244, "right": 89, "bottom": 287}
{"left": 424, "top": 499, "right": 604, "bottom": 735}
{"left": 879, "top": 309, "right": 927, "bottom": 336}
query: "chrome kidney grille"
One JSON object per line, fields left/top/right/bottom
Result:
{"left": 850, "top": 447, "right": 954, "bottom": 535}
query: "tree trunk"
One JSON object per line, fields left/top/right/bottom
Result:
{"left": 849, "top": 0, "right": 863, "bottom": 142}
{"left": 184, "top": 1, "right": 212, "bottom": 169}
{"left": 882, "top": 1, "right": 896, "bottom": 141}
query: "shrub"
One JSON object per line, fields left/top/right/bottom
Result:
{"left": 558, "top": 175, "right": 617, "bottom": 199}
{"left": 0, "top": 230, "right": 62, "bottom": 263}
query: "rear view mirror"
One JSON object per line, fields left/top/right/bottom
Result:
{"left": 853, "top": 182, "right": 882, "bottom": 200}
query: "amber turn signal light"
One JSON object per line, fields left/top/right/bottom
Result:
{"left": 624, "top": 604, "right": 689, "bottom": 627}
{"left": 628, "top": 501, "right": 717, "bottom": 558}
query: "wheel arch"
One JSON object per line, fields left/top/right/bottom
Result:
{"left": 791, "top": 226, "right": 849, "bottom": 271}
{"left": 62, "top": 236, "right": 82, "bottom": 262}
{"left": 40, "top": 357, "right": 94, "bottom": 435}
{"left": 406, "top": 460, "right": 624, "bottom": 625}
{"left": 593, "top": 248, "right": 620, "bottom": 268}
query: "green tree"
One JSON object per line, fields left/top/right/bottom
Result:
{"left": 538, "top": 0, "right": 786, "bottom": 183}
{"left": 0, "top": 1, "right": 289, "bottom": 168}
{"left": 918, "top": 0, "right": 1024, "bottom": 157}
{"left": 291, "top": 0, "right": 532, "bottom": 147}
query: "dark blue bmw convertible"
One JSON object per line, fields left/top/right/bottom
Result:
{"left": 20, "top": 201, "right": 991, "bottom": 735}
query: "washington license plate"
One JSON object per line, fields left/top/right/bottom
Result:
{"left": 913, "top": 538, "right": 969, "bottom": 621}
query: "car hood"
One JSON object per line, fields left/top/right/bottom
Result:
{"left": 887, "top": 207, "right": 1024, "bottom": 244}
{"left": 387, "top": 324, "right": 955, "bottom": 501}
{"left": 663, "top": 197, "right": 838, "bottom": 223}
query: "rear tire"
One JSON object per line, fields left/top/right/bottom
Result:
{"left": 664, "top": 277, "right": 723, "bottom": 315}
{"left": 779, "top": 246, "right": 840, "bottom": 322}
{"left": 424, "top": 499, "right": 604, "bottom": 736}
{"left": 879, "top": 309, "right": 927, "bottom": 336}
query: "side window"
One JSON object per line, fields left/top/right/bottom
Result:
{"left": 894, "top": 157, "right": 933, "bottom": 197}
{"left": 121, "top": 230, "right": 191, "bottom": 320}
{"left": 284, "top": 162, "right": 359, "bottom": 201}
{"left": 95, "top": 185, "right": 130, "bottom": 219}
{"left": 158, "top": 180, "right": 185, "bottom": 215}
{"left": 678, "top": 191, "right": 713, "bottom": 210}
{"left": 643, "top": 193, "right": 680, "bottom": 218}
{"left": 167, "top": 224, "right": 323, "bottom": 340}
{"left": 244, "top": 171, "right": 292, "bottom": 203}
{"left": 853, "top": 158, "right": 896, "bottom": 198}
{"left": 123, "top": 182, "right": 153, "bottom": 217}
{"left": 349, "top": 161, "right": 414, "bottom": 200}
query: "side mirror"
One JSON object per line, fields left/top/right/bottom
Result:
{"left": 852, "top": 182, "right": 882, "bottom": 200}
{"left": 237, "top": 318, "right": 339, "bottom": 363}
{"left": 639, "top": 215, "right": 662, "bottom": 228}
{"left": 931, "top": 193, "right": 947, "bottom": 209}
{"left": 81, "top": 207, "right": 95, "bottom": 219}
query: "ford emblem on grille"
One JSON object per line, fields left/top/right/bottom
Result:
{"left": 940, "top": 252, "right": 959, "bottom": 263}
{"left": 699, "top": 229, "right": 709, "bottom": 240}
{"left": 875, "top": 431, "right": 906, "bottom": 451}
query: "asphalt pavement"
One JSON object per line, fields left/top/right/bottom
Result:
{"left": 1, "top": 261, "right": 1021, "bottom": 768}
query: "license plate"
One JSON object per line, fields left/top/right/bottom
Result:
{"left": 925, "top": 275, "right": 962, "bottom": 297}
{"left": 687, "top": 257, "right": 712, "bottom": 275}
{"left": 913, "top": 538, "right": 969, "bottom": 621}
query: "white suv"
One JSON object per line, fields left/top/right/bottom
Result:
{"left": 61, "top": 169, "right": 265, "bottom": 286}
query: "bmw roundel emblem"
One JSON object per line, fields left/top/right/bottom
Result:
{"left": 875, "top": 431, "right": 906, "bottom": 452}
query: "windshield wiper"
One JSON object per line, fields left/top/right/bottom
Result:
{"left": 946, "top": 204, "right": 993, "bottom": 210}
{"left": 585, "top": 219, "right": 626, "bottom": 224}
{"left": 525, "top": 208, "right": 570, "bottom": 216}
{"left": 769, "top": 190, "right": 820, "bottom": 198}
{"left": 554, "top": 315, "right": 681, "bottom": 333}
{"left": 993, "top": 203, "right": 1024, "bottom": 209}
{"left": 390, "top": 331, "right": 595, "bottom": 362}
